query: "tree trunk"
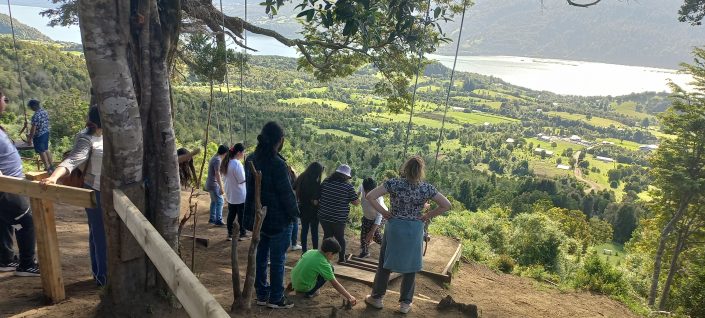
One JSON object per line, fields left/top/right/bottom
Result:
{"left": 230, "top": 221, "right": 242, "bottom": 311}
{"left": 238, "top": 161, "right": 267, "bottom": 310}
{"left": 79, "top": 0, "right": 182, "bottom": 311}
{"left": 648, "top": 195, "right": 692, "bottom": 306}
{"left": 658, "top": 224, "right": 689, "bottom": 310}
{"left": 78, "top": 0, "right": 146, "bottom": 306}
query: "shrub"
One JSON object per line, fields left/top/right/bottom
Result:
{"left": 493, "top": 254, "right": 516, "bottom": 273}
{"left": 509, "top": 213, "right": 565, "bottom": 272}
{"left": 573, "top": 252, "right": 627, "bottom": 296}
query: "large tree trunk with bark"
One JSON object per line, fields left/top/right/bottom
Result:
{"left": 78, "top": 0, "right": 147, "bottom": 306}
{"left": 648, "top": 195, "right": 692, "bottom": 306}
{"left": 79, "top": 0, "right": 182, "bottom": 312}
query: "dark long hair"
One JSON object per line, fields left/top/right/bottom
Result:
{"left": 324, "top": 171, "right": 350, "bottom": 183}
{"left": 220, "top": 143, "right": 244, "bottom": 175}
{"left": 254, "top": 121, "right": 284, "bottom": 160}
{"left": 177, "top": 148, "right": 197, "bottom": 188}
{"left": 294, "top": 162, "right": 324, "bottom": 202}
{"left": 86, "top": 106, "right": 101, "bottom": 135}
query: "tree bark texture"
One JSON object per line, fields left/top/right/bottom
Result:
{"left": 648, "top": 194, "right": 692, "bottom": 306}
{"left": 230, "top": 221, "right": 242, "bottom": 311}
{"left": 78, "top": 0, "right": 146, "bottom": 306}
{"left": 79, "top": 0, "right": 182, "bottom": 310}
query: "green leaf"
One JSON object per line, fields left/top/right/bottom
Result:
{"left": 343, "top": 20, "right": 359, "bottom": 36}
{"left": 296, "top": 9, "right": 314, "bottom": 19}
{"left": 434, "top": 7, "right": 442, "bottom": 19}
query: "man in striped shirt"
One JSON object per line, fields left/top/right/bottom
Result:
{"left": 318, "top": 164, "right": 359, "bottom": 263}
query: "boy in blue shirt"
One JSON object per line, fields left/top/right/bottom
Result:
{"left": 290, "top": 237, "right": 357, "bottom": 305}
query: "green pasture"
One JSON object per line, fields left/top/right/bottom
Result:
{"left": 547, "top": 111, "right": 626, "bottom": 128}
{"left": 278, "top": 97, "right": 349, "bottom": 110}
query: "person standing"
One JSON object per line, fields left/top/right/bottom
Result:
{"left": 41, "top": 106, "right": 106, "bottom": 286}
{"left": 243, "top": 121, "right": 299, "bottom": 309}
{"left": 206, "top": 145, "right": 228, "bottom": 226}
{"left": 318, "top": 164, "right": 359, "bottom": 264}
{"left": 26, "top": 99, "right": 53, "bottom": 172}
{"left": 293, "top": 162, "right": 324, "bottom": 253}
{"left": 0, "top": 90, "right": 40, "bottom": 277}
{"left": 221, "top": 143, "right": 247, "bottom": 241}
{"left": 358, "top": 177, "right": 386, "bottom": 258}
{"left": 364, "top": 156, "right": 451, "bottom": 314}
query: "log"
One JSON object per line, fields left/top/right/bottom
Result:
{"left": 238, "top": 161, "right": 267, "bottom": 310}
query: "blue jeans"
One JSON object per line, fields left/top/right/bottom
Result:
{"left": 209, "top": 191, "right": 224, "bottom": 223}
{"left": 84, "top": 185, "right": 107, "bottom": 286}
{"left": 256, "top": 224, "right": 293, "bottom": 303}
{"left": 291, "top": 218, "right": 299, "bottom": 246}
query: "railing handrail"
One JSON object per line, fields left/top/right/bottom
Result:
{"left": 0, "top": 174, "right": 96, "bottom": 208}
{"left": 113, "top": 189, "right": 229, "bottom": 318}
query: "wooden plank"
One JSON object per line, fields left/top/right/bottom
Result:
{"left": 28, "top": 198, "right": 65, "bottom": 303}
{"left": 113, "top": 190, "right": 229, "bottom": 318}
{"left": 181, "top": 235, "right": 210, "bottom": 248}
{"left": 0, "top": 175, "right": 96, "bottom": 208}
{"left": 26, "top": 173, "right": 65, "bottom": 304}
{"left": 442, "top": 243, "right": 463, "bottom": 277}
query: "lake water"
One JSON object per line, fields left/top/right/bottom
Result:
{"left": 0, "top": 4, "right": 693, "bottom": 97}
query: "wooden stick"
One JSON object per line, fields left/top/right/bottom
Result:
{"left": 230, "top": 220, "right": 242, "bottom": 311}
{"left": 0, "top": 175, "right": 96, "bottom": 208}
{"left": 239, "top": 161, "right": 267, "bottom": 310}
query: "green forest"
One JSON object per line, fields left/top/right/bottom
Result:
{"left": 0, "top": 26, "right": 703, "bottom": 316}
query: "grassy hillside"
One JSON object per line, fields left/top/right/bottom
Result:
{"left": 0, "top": 12, "right": 51, "bottom": 41}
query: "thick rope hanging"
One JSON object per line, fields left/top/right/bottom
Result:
{"left": 432, "top": 0, "right": 468, "bottom": 172}
{"left": 219, "top": 0, "right": 234, "bottom": 145}
{"left": 6, "top": 0, "right": 27, "bottom": 137}
{"left": 402, "top": 0, "right": 433, "bottom": 158}
{"left": 240, "top": 0, "right": 249, "bottom": 147}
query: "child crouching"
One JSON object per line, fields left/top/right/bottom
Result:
{"left": 290, "top": 237, "right": 357, "bottom": 305}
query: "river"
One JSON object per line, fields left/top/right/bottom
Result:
{"left": 0, "top": 4, "right": 692, "bottom": 97}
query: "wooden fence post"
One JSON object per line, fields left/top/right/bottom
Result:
{"left": 25, "top": 171, "right": 65, "bottom": 304}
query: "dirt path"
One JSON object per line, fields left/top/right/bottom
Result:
{"left": 573, "top": 151, "right": 602, "bottom": 193}
{"left": 0, "top": 191, "right": 639, "bottom": 317}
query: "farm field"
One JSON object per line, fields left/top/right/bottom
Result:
{"left": 612, "top": 101, "right": 654, "bottom": 120}
{"left": 446, "top": 110, "right": 519, "bottom": 125}
{"left": 278, "top": 97, "right": 349, "bottom": 110}
{"left": 590, "top": 243, "right": 627, "bottom": 266}
{"left": 547, "top": 111, "right": 627, "bottom": 128}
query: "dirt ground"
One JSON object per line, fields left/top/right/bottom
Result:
{"left": 0, "top": 191, "right": 640, "bottom": 318}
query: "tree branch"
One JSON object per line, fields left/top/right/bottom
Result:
{"left": 566, "top": 0, "right": 602, "bottom": 7}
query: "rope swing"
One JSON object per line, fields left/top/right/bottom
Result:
{"left": 432, "top": 0, "right": 468, "bottom": 172}
{"left": 219, "top": 0, "right": 234, "bottom": 145}
{"left": 402, "top": 0, "right": 433, "bottom": 159}
{"left": 6, "top": 0, "right": 28, "bottom": 138}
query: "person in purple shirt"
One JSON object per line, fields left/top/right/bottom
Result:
{"left": 0, "top": 90, "right": 40, "bottom": 277}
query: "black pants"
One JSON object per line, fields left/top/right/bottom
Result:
{"left": 320, "top": 220, "right": 346, "bottom": 263}
{"left": 300, "top": 216, "right": 319, "bottom": 253}
{"left": 0, "top": 192, "right": 36, "bottom": 268}
{"left": 227, "top": 203, "right": 246, "bottom": 237}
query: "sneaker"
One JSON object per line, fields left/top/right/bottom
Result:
{"left": 213, "top": 221, "right": 225, "bottom": 226}
{"left": 267, "top": 297, "right": 294, "bottom": 309}
{"left": 291, "top": 244, "right": 302, "bottom": 251}
{"left": 15, "top": 264, "right": 40, "bottom": 277}
{"left": 256, "top": 299, "right": 268, "bottom": 306}
{"left": 399, "top": 302, "right": 412, "bottom": 314}
{"left": 358, "top": 252, "right": 370, "bottom": 258}
{"left": 365, "top": 295, "right": 383, "bottom": 309}
{"left": 238, "top": 236, "right": 245, "bottom": 242}
{"left": 227, "top": 236, "right": 233, "bottom": 241}
{"left": 0, "top": 257, "right": 19, "bottom": 272}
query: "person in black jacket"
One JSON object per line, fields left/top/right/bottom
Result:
{"left": 243, "top": 121, "right": 299, "bottom": 309}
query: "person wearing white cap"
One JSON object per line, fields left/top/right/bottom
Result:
{"left": 317, "top": 164, "right": 359, "bottom": 263}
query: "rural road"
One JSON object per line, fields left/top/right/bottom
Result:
{"left": 573, "top": 151, "right": 603, "bottom": 193}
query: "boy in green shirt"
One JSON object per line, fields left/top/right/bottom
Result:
{"left": 290, "top": 238, "right": 357, "bottom": 305}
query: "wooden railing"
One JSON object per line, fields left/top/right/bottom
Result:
{"left": 113, "top": 190, "right": 229, "bottom": 318}
{"left": 1, "top": 173, "right": 229, "bottom": 317}
{"left": 0, "top": 172, "right": 96, "bottom": 303}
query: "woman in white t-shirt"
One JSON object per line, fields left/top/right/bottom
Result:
{"left": 358, "top": 177, "right": 387, "bottom": 258}
{"left": 221, "top": 143, "right": 247, "bottom": 241}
